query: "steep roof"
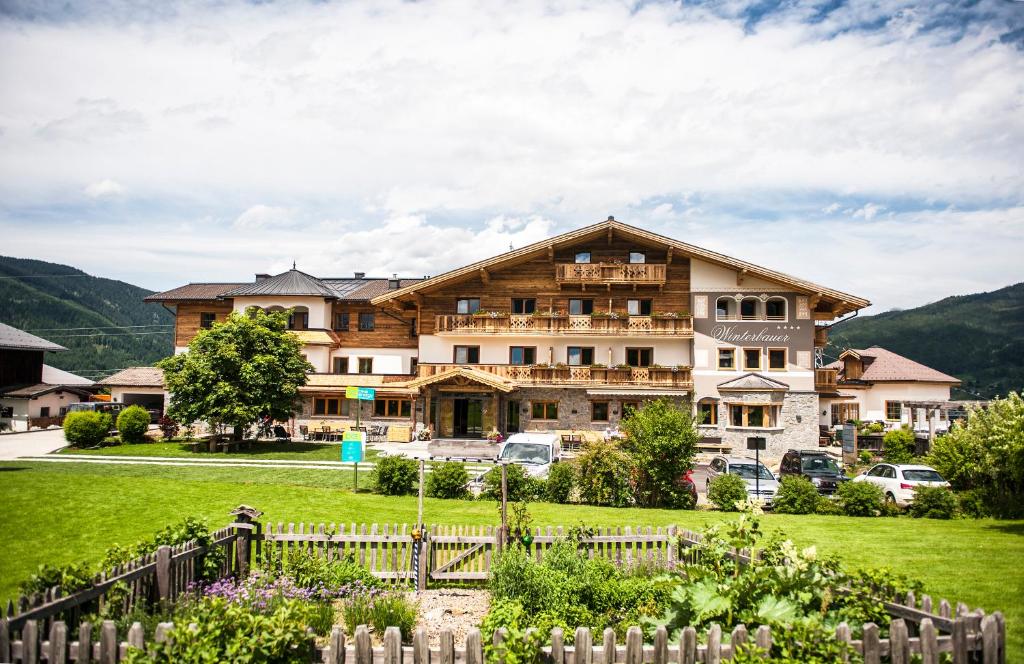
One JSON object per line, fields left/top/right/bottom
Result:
{"left": 1, "top": 383, "right": 93, "bottom": 398}
{"left": 41, "top": 364, "right": 94, "bottom": 386}
{"left": 0, "top": 323, "right": 66, "bottom": 352}
{"left": 370, "top": 218, "right": 870, "bottom": 316}
{"left": 717, "top": 373, "right": 790, "bottom": 391}
{"left": 220, "top": 269, "right": 338, "bottom": 298}
{"left": 97, "top": 366, "right": 165, "bottom": 388}
{"left": 834, "top": 347, "right": 960, "bottom": 384}
{"left": 144, "top": 283, "right": 243, "bottom": 302}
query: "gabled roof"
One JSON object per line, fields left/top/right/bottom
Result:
{"left": 97, "top": 366, "right": 165, "bottom": 388}
{"left": 406, "top": 367, "right": 516, "bottom": 393}
{"left": 147, "top": 276, "right": 425, "bottom": 303}
{"left": 42, "top": 365, "right": 93, "bottom": 386}
{"left": 143, "top": 283, "right": 244, "bottom": 302}
{"left": 0, "top": 323, "right": 66, "bottom": 352}
{"left": 221, "top": 269, "right": 338, "bottom": 298}
{"left": 832, "top": 347, "right": 960, "bottom": 384}
{"left": 370, "top": 219, "right": 870, "bottom": 315}
{"left": 717, "top": 372, "right": 790, "bottom": 391}
{"left": 1, "top": 383, "right": 93, "bottom": 399}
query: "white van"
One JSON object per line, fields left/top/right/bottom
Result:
{"left": 497, "top": 432, "right": 562, "bottom": 478}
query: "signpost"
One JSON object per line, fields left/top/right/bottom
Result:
{"left": 840, "top": 424, "right": 858, "bottom": 467}
{"left": 341, "top": 430, "right": 365, "bottom": 491}
{"left": 746, "top": 436, "right": 767, "bottom": 500}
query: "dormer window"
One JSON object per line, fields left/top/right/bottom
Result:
{"left": 629, "top": 251, "right": 646, "bottom": 264}
{"left": 575, "top": 251, "right": 591, "bottom": 264}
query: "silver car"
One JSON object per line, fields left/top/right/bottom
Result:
{"left": 706, "top": 455, "right": 780, "bottom": 505}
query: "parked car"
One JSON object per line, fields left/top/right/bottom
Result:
{"left": 705, "top": 455, "right": 780, "bottom": 505}
{"left": 779, "top": 449, "right": 850, "bottom": 495}
{"left": 497, "top": 432, "right": 562, "bottom": 478}
{"left": 852, "top": 463, "right": 950, "bottom": 507}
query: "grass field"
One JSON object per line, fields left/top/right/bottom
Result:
{"left": 1, "top": 459, "right": 1021, "bottom": 658}
{"left": 58, "top": 440, "right": 367, "bottom": 462}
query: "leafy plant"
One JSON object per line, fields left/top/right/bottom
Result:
{"left": 483, "top": 463, "right": 544, "bottom": 502}
{"left": 621, "top": 399, "right": 699, "bottom": 509}
{"left": 342, "top": 592, "right": 417, "bottom": 642}
{"left": 858, "top": 449, "right": 874, "bottom": 464}
{"left": 63, "top": 411, "right": 111, "bottom": 447}
{"left": 426, "top": 461, "right": 471, "bottom": 499}
{"left": 882, "top": 427, "right": 916, "bottom": 464}
{"left": 19, "top": 561, "right": 94, "bottom": 596}
{"left": 836, "top": 481, "right": 884, "bottom": 517}
{"left": 480, "top": 599, "right": 545, "bottom": 664}
{"left": 157, "top": 415, "right": 179, "bottom": 440}
{"left": 545, "top": 462, "right": 576, "bottom": 503}
{"left": 907, "top": 485, "right": 959, "bottom": 519}
{"left": 117, "top": 405, "right": 151, "bottom": 443}
{"left": 773, "top": 476, "right": 819, "bottom": 514}
{"left": 707, "top": 473, "right": 748, "bottom": 511}
{"left": 574, "top": 439, "right": 632, "bottom": 507}
{"left": 372, "top": 455, "right": 419, "bottom": 495}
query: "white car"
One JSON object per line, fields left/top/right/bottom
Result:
{"left": 853, "top": 463, "right": 950, "bottom": 507}
{"left": 706, "top": 455, "right": 780, "bottom": 505}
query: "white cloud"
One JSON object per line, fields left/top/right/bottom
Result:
{"left": 852, "top": 203, "right": 886, "bottom": 221}
{"left": 822, "top": 203, "right": 841, "bottom": 214}
{"left": 233, "top": 205, "right": 294, "bottom": 230}
{"left": 83, "top": 178, "right": 125, "bottom": 198}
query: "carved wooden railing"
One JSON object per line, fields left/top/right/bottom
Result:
{"left": 555, "top": 262, "right": 667, "bottom": 284}
{"left": 418, "top": 363, "right": 693, "bottom": 388}
{"left": 434, "top": 314, "right": 692, "bottom": 336}
{"left": 815, "top": 368, "right": 839, "bottom": 392}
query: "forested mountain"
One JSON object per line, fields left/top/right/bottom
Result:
{"left": 0, "top": 256, "right": 173, "bottom": 381}
{"left": 828, "top": 282, "right": 1024, "bottom": 400}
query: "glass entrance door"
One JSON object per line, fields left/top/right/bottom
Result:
{"left": 453, "top": 398, "right": 484, "bottom": 437}
{"left": 506, "top": 400, "right": 520, "bottom": 433}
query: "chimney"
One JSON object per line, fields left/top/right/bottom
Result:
{"left": 255, "top": 273, "right": 271, "bottom": 282}
{"left": 354, "top": 272, "right": 365, "bottom": 279}
{"left": 388, "top": 273, "right": 401, "bottom": 290}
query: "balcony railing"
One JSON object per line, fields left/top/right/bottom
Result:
{"left": 815, "top": 368, "right": 839, "bottom": 392}
{"left": 555, "top": 262, "right": 667, "bottom": 285}
{"left": 418, "top": 363, "right": 693, "bottom": 388}
{"left": 814, "top": 326, "right": 829, "bottom": 347}
{"left": 434, "top": 313, "right": 693, "bottom": 336}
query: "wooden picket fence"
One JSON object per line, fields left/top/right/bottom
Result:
{"left": 0, "top": 616, "right": 1005, "bottom": 663}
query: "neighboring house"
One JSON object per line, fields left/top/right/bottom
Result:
{"left": 97, "top": 367, "right": 167, "bottom": 415}
{"left": 147, "top": 219, "right": 869, "bottom": 455}
{"left": 0, "top": 322, "right": 94, "bottom": 431}
{"left": 821, "top": 346, "right": 961, "bottom": 433}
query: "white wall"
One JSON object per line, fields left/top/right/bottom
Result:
{"left": 856, "top": 382, "right": 953, "bottom": 427}
{"left": 1, "top": 391, "right": 88, "bottom": 432}
{"left": 329, "top": 348, "right": 418, "bottom": 374}
{"left": 231, "top": 295, "right": 331, "bottom": 329}
{"left": 689, "top": 258, "right": 786, "bottom": 292}
{"left": 302, "top": 346, "right": 332, "bottom": 373}
{"left": 418, "top": 335, "right": 691, "bottom": 367}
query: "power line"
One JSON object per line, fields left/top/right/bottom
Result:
{"left": 39, "top": 331, "right": 172, "bottom": 338}
{"left": 24, "top": 324, "right": 173, "bottom": 332}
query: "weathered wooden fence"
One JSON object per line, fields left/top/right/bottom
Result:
{"left": 0, "top": 617, "right": 1006, "bottom": 663}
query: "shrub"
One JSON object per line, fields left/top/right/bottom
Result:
{"left": 426, "top": 461, "right": 471, "bottom": 499}
{"left": 20, "top": 561, "right": 94, "bottom": 596}
{"left": 707, "top": 473, "right": 748, "bottom": 511}
{"left": 621, "top": 399, "right": 700, "bottom": 508}
{"left": 772, "top": 476, "right": 820, "bottom": 514}
{"left": 342, "top": 592, "right": 418, "bottom": 642}
{"left": 117, "top": 405, "right": 151, "bottom": 443}
{"left": 63, "top": 411, "right": 112, "bottom": 448}
{"left": 545, "top": 462, "right": 576, "bottom": 503}
{"left": 372, "top": 455, "right": 419, "bottom": 495}
{"left": 483, "top": 463, "right": 544, "bottom": 502}
{"left": 858, "top": 449, "right": 874, "bottom": 465}
{"left": 157, "top": 415, "right": 179, "bottom": 440}
{"left": 814, "top": 495, "right": 844, "bottom": 516}
{"left": 575, "top": 439, "right": 632, "bottom": 507}
{"left": 836, "top": 481, "right": 884, "bottom": 517}
{"left": 956, "top": 488, "right": 990, "bottom": 519}
{"left": 882, "top": 427, "right": 916, "bottom": 464}
{"left": 907, "top": 485, "right": 959, "bottom": 519}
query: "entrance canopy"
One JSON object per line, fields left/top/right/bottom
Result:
{"left": 407, "top": 367, "right": 516, "bottom": 393}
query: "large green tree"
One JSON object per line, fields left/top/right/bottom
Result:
{"left": 158, "top": 308, "right": 312, "bottom": 438}
{"left": 621, "top": 398, "right": 700, "bottom": 508}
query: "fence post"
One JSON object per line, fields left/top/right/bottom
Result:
{"left": 155, "top": 545, "right": 171, "bottom": 602}
{"left": 50, "top": 620, "right": 67, "bottom": 664}
{"left": 77, "top": 621, "right": 92, "bottom": 664}
{"left": 23, "top": 619, "right": 38, "bottom": 664}
{"left": 229, "top": 505, "right": 263, "bottom": 578}
{"left": 0, "top": 617, "right": 9, "bottom": 662}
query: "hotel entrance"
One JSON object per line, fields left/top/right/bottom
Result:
{"left": 453, "top": 397, "right": 484, "bottom": 437}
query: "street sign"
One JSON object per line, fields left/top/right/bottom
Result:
{"left": 746, "top": 437, "right": 767, "bottom": 451}
{"left": 341, "top": 431, "right": 365, "bottom": 463}
{"left": 746, "top": 437, "right": 767, "bottom": 501}
{"left": 345, "top": 386, "right": 376, "bottom": 401}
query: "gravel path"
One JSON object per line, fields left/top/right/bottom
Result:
{"left": 412, "top": 589, "right": 491, "bottom": 647}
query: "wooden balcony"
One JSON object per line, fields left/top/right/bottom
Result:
{"left": 434, "top": 313, "right": 693, "bottom": 336}
{"left": 418, "top": 363, "right": 693, "bottom": 389}
{"left": 814, "top": 326, "right": 829, "bottom": 348}
{"left": 815, "top": 368, "right": 839, "bottom": 393}
{"left": 555, "top": 262, "right": 667, "bottom": 285}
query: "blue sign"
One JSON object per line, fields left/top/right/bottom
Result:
{"left": 341, "top": 434, "right": 364, "bottom": 463}
{"left": 357, "top": 387, "right": 376, "bottom": 401}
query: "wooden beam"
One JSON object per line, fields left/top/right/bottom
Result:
{"left": 608, "top": 227, "right": 614, "bottom": 245}
{"left": 666, "top": 247, "right": 673, "bottom": 265}
{"left": 547, "top": 245, "right": 554, "bottom": 262}
{"left": 479, "top": 268, "right": 490, "bottom": 285}
{"left": 737, "top": 268, "right": 747, "bottom": 286}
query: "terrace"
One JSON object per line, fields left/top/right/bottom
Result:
{"left": 417, "top": 362, "right": 693, "bottom": 388}
{"left": 434, "top": 313, "right": 693, "bottom": 336}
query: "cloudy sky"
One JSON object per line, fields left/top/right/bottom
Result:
{"left": 1, "top": 0, "right": 1022, "bottom": 313}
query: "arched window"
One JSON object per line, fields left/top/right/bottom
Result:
{"left": 716, "top": 297, "right": 736, "bottom": 320}
{"left": 740, "top": 297, "right": 760, "bottom": 320}
{"left": 765, "top": 297, "right": 787, "bottom": 321}
{"left": 288, "top": 306, "right": 309, "bottom": 330}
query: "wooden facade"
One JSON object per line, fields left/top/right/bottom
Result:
{"left": 173, "top": 301, "right": 234, "bottom": 347}
{"left": 331, "top": 303, "right": 417, "bottom": 349}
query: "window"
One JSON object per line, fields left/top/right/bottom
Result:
{"left": 358, "top": 357, "right": 373, "bottom": 374}
{"left": 314, "top": 398, "right": 351, "bottom": 417}
{"left": 698, "top": 400, "right": 718, "bottom": 425}
{"left": 0, "top": 406, "right": 12, "bottom": 418}
{"left": 831, "top": 403, "right": 860, "bottom": 426}
{"left": 568, "top": 298, "right": 594, "bottom": 315}
{"left": 456, "top": 298, "right": 480, "bottom": 314}
{"left": 510, "top": 346, "right": 536, "bottom": 365}
{"left": 333, "top": 357, "right": 349, "bottom": 374}
{"left": 39, "top": 407, "right": 50, "bottom": 417}
{"left": 334, "top": 312, "right": 350, "bottom": 331}
{"left": 409, "top": 358, "right": 418, "bottom": 375}
{"left": 743, "top": 348, "right": 762, "bottom": 370}
{"left": 716, "top": 297, "right": 736, "bottom": 320}
{"left": 622, "top": 401, "right": 641, "bottom": 419}
{"left": 375, "top": 399, "right": 412, "bottom": 418}
{"left": 718, "top": 348, "right": 736, "bottom": 370}
{"left": 358, "top": 312, "right": 375, "bottom": 331}
{"left": 454, "top": 345, "right": 480, "bottom": 364}
{"left": 740, "top": 298, "right": 759, "bottom": 320}
{"left": 765, "top": 298, "right": 786, "bottom": 321}
{"left": 885, "top": 400, "right": 903, "bottom": 421}
{"left": 288, "top": 310, "right": 308, "bottom": 330}
{"left": 729, "top": 404, "right": 779, "bottom": 428}
{"left": 575, "top": 251, "right": 591, "bottom": 264}
{"left": 627, "top": 299, "right": 652, "bottom": 316}
{"left": 200, "top": 312, "right": 216, "bottom": 329}
{"left": 531, "top": 401, "right": 559, "bottom": 420}
{"left": 626, "top": 347, "right": 653, "bottom": 367}
{"left": 591, "top": 401, "right": 609, "bottom": 422}
{"left": 511, "top": 298, "right": 536, "bottom": 314}
{"left": 768, "top": 348, "right": 787, "bottom": 370}
{"left": 629, "top": 251, "right": 646, "bottom": 264}
{"left": 567, "top": 346, "right": 595, "bottom": 366}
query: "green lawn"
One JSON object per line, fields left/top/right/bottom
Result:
{"left": 1, "top": 460, "right": 1021, "bottom": 658}
{"left": 58, "top": 440, "right": 366, "bottom": 462}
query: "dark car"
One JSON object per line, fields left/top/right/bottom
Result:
{"left": 779, "top": 449, "right": 849, "bottom": 495}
